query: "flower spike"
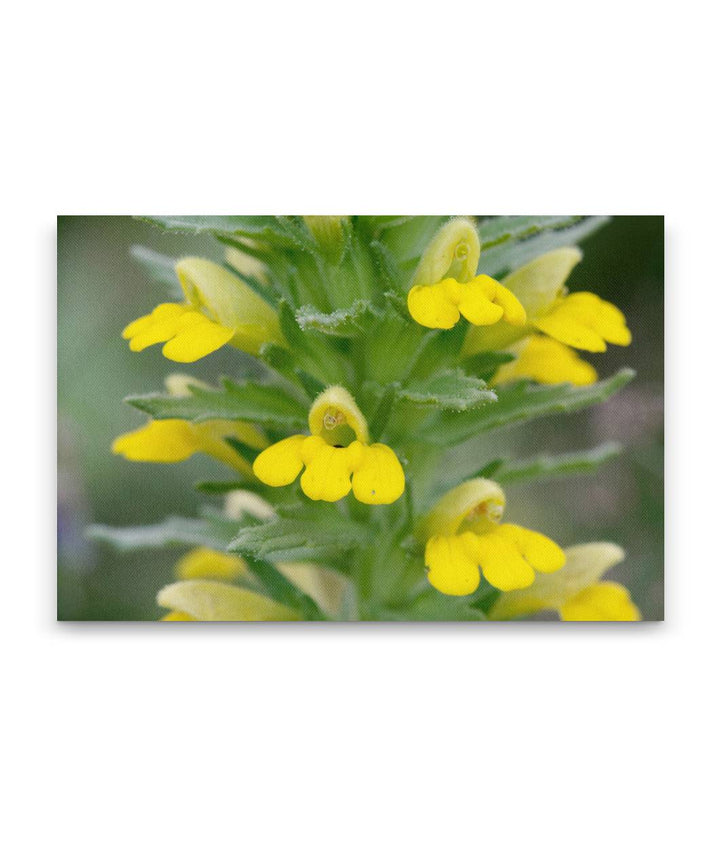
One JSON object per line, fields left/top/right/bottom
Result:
{"left": 253, "top": 385, "right": 405, "bottom": 505}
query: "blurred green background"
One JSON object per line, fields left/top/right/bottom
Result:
{"left": 57, "top": 216, "right": 663, "bottom": 620}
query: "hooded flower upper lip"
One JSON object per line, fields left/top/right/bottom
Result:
{"left": 489, "top": 542, "right": 641, "bottom": 621}
{"left": 419, "top": 478, "right": 565, "bottom": 596}
{"left": 252, "top": 385, "right": 405, "bottom": 505}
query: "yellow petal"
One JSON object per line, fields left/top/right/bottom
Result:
{"left": 496, "top": 523, "right": 565, "bottom": 573}
{"left": 472, "top": 533, "right": 536, "bottom": 591}
{"left": 122, "top": 303, "right": 188, "bottom": 342}
{"left": 457, "top": 277, "right": 504, "bottom": 326}
{"left": 534, "top": 292, "right": 631, "bottom": 353}
{"left": 157, "top": 580, "right": 299, "bottom": 621}
{"left": 351, "top": 443, "right": 405, "bottom": 505}
{"left": 407, "top": 283, "right": 460, "bottom": 329}
{"left": 492, "top": 282, "right": 527, "bottom": 326}
{"left": 564, "top": 292, "right": 632, "bottom": 346}
{"left": 112, "top": 420, "right": 198, "bottom": 462}
{"left": 426, "top": 533, "right": 481, "bottom": 597}
{"left": 559, "top": 582, "right": 641, "bottom": 621}
{"left": 533, "top": 304, "right": 607, "bottom": 352}
{"left": 299, "top": 438, "right": 358, "bottom": 502}
{"left": 161, "top": 314, "right": 235, "bottom": 362}
{"left": 252, "top": 435, "right": 307, "bottom": 486}
{"left": 175, "top": 547, "right": 248, "bottom": 582}
{"left": 493, "top": 335, "right": 598, "bottom": 387}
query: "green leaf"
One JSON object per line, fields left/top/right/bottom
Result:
{"left": 495, "top": 442, "right": 623, "bottom": 484}
{"left": 129, "top": 245, "right": 183, "bottom": 298}
{"left": 140, "top": 215, "right": 290, "bottom": 241}
{"left": 477, "top": 215, "right": 583, "bottom": 250}
{"left": 432, "top": 369, "right": 635, "bottom": 443}
{"left": 477, "top": 216, "right": 610, "bottom": 278}
{"left": 125, "top": 377, "right": 308, "bottom": 429}
{"left": 228, "top": 512, "right": 368, "bottom": 563}
{"left": 398, "top": 369, "right": 497, "bottom": 411}
{"left": 140, "top": 215, "right": 320, "bottom": 254}
{"left": 295, "top": 299, "right": 379, "bottom": 337}
{"left": 86, "top": 515, "right": 240, "bottom": 552}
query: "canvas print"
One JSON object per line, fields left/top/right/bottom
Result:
{"left": 58, "top": 216, "right": 663, "bottom": 621}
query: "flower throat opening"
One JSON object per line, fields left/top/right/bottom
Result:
{"left": 319, "top": 408, "right": 357, "bottom": 447}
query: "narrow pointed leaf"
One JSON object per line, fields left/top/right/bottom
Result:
{"left": 228, "top": 516, "right": 368, "bottom": 563}
{"left": 125, "top": 377, "right": 308, "bottom": 428}
{"left": 87, "top": 515, "right": 240, "bottom": 552}
{"left": 494, "top": 442, "right": 623, "bottom": 483}
{"left": 398, "top": 369, "right": 497, "bottom": 411}
{"left": 432, "top": 369, "right": 635, "bottom": 443}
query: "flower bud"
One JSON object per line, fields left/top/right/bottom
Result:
{"left": 303, "top": 216, "right": 348, "bottom": 262}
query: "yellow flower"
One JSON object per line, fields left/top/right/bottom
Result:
{"left": 406, "top": 216, "right": 526, "bottom": 331}
{"left": 464, "top": 247, "right": 631, "bottom": 356}
{"left": 253, "top": 385, "right": 405, "bottom": 504}
{"left": 112, "top": 374, "right": 267, "bottom": 476}
{"left": 418, "top": 479, "right": 565, "bottom": 596}
{"left": 123, "top": 257, "right": 284, "bottom": 362}
{"left": 158, "top": 580, "right": 299, "bottom": 621}
{"left": 490, "top": 542, "right": 641, "bottom": 621}
{"left": 492, "top": 334, "right": 598, "bottom": 387}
